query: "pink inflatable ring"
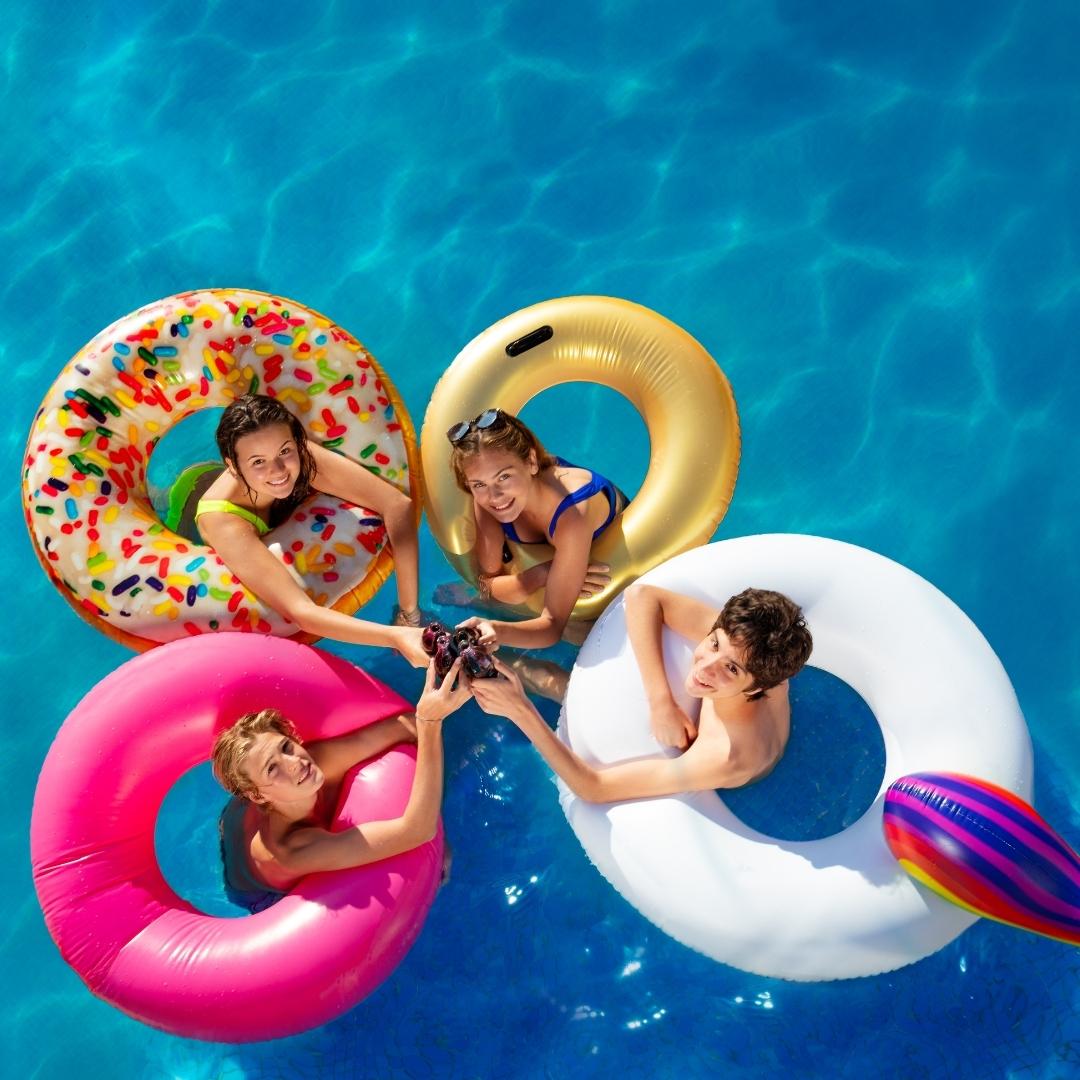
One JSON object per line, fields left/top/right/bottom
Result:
{"left": 30, "top": 634, "right": 443, "bottom": 1042}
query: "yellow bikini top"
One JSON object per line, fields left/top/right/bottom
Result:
{"left": 194, "top": 499, "right": 271, "bottom": 536}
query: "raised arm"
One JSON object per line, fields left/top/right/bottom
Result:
{"left": 268, "top": 659, "right": 469, "bottom": 874}
{"left": 308, "top": 443, "right": 420, "bottom": 616}
{"left": 625, "top": 584, "right": 717, "bottom": 749}
{"left": 198, "top": 511, "right": 427, "bottom": 665}
{"left": 309, "top": 711, "right": 418, "bottom": 781}
{"left": 471, "top": 660, "right": 743, "bottom": 802}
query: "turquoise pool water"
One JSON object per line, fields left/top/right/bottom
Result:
{"left": 5, "top": 1, "right": 1079, "bottom": 1076}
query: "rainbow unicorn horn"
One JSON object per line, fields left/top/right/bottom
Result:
{"left": 884, "top": 772, "right": 1080, "bottom": 947}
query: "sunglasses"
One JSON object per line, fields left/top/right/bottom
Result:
{"left": 446, "top": 408, "right": 507, "bottom": 445}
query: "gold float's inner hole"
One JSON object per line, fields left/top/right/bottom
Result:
{"left": 517, "top": 383, "right": 649, "bottom": 505}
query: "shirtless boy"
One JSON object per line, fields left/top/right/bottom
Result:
{"left": 212, "top": 658, "right": 470, "bottom": 910}
{"left": 469, "top": 585, "right": 812, "bottom": 801}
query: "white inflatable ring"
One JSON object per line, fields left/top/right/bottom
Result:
{"left": 559, "top": 534, "right": 1033, "bottom": 980}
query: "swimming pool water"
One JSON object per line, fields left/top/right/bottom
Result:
{"left": 5, "top": 1, "right": 1079, "bottom": 1077}
{"left": 721, "top": 667, "right": 885, "bottom": 843}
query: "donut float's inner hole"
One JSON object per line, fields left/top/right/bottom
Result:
{"left": 155, "top": 761, "right": 246, "bottom": 918}
{"left": 517, "top": 383, "right": 649, "bottom": 507}
{"left": 720, "top": 666, "right": 886, "bottom": 842}
{"left": 145, "top": 407, "right": 226, "bottom": 541}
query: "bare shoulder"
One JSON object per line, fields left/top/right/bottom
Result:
{"left": 550, "top": 462, "right": 590, "bottom": 490}
{"left": 767, "top": 679, "right": 791, "bottom": 704}
{"left": 256, "top": 812, "right": 320, "bottom": 862}
{"left": 250, "top": 815, "right": 283, "bottom": 863}
{"left": 760, "top": 681, "right": 792, "bottom": 732}
{"left": 198, "top": 464, "right": 236, "bottom": 499}
{"left": 678, "top": 727, "right": 755, "bottom": 790}
{"left": 196, "top": 504, "right": 259, "bottom": 546}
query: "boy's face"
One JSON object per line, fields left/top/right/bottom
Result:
{"left": 686, "top": 626, "right": 756, "bottom": 700}
{"left": 241, "top": 729, "right": 323, "bottom": 809}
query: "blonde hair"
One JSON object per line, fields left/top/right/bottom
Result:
{"left": 211, "top": 707, "right": 302, "bottom": 802}
{"left": 450, "top": 410, "right": 557, "bottom": 493}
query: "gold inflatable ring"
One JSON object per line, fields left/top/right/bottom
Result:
{"left": 420, "top": 295, "right": 740, "bottom": 621}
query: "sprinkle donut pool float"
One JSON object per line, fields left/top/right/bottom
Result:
{"left": 30, "top": 633, "right": 442, "bottom": 1042}
{"left": 22, "top": 289, "right": 419, "bottom": 650}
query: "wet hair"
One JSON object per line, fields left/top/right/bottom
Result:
{"left": 215, "top": 393, "right": 316, "bottom": 525}
{"left": 449, "top": 410, "right": 557, "bottom": 492}
{"left": 713, "top": 588, "right": 813, "bottom": 700}
{"left": 211, "top": 707, "right": 303, "bottom": 803}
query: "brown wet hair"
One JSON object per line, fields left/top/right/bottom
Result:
{"left": 449, "top": 410, "right": 557, "bottom": 492}
{"left": 713, "top": 588, "right": 813, "bottom": 700}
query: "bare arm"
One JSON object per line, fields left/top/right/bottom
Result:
{"left": 309, "top": 711, "right": 418, "bottom": 781}
{"left": 482, "top": 510, "right": 594, "bottom": 649}
{"left": 309, "top": 443, "right": 420, "bottom": 614}
{"left": 468, "top": 499, "right": 549, "bottom": 606}
{"left": 198, "top": 511, "right": 427, "bottom": 664}
{"left": 268, "top": 659, "right": 469, "bottom": 874}
{"left": 471, "top": 661, "right": 744, "bottom": 802}
{"left": 625, "top": 585, "right": 718, "bottom": 749}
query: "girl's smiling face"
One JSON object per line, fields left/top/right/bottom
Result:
{"left": 462, "top": 448, "right": 538, "bottom": 522}
{"left": 230, "top": 422, "right": 301, "bottom": 502}
{"left": 241, "top": 729, "right": 324, "bottom": 810}
{"left": 686, "top": 626, "right": 757, "bottom": 700}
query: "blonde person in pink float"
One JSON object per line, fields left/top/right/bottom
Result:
{"left": 212, "top": 657, "right": 470, "bottom": 909}
{"left": 195, "top": 394, "right": 429, "bottom": 665}
{"left": 469, "top": 585, "right": 812, "bottom": 800}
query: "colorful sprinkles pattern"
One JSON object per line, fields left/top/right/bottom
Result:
{"left": 23, "top": 290, "right": 413, "bottom": 648}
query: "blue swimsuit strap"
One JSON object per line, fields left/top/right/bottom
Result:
{"left": 502, "top": 459, "right": 621, "bottom": 544}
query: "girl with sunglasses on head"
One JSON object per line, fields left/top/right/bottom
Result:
{"left": 194, "top": 393, "right": 429, "bottom": 666}
{"left": 446, "top": 409, "right": 626, "bottom": 686}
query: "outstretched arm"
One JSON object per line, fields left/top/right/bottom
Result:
{"left": 470, "top": 660, "right": 742, "bottom": 802}
{"left": 269, "top": 659, "right": 470, "bottom": 874}
{"left": 199, "top": 510, "right": 428, "bottom": 665}
{"left": 309, "top": 443, "right": 420, "bottom": 615}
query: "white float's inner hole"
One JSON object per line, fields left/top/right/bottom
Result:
{"left": 719, "top": 666, "right": 887, "bottom": 842}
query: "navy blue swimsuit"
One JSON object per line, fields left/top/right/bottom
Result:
{"left": 501, "top": 458, "right": 625, "bottom": 546}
